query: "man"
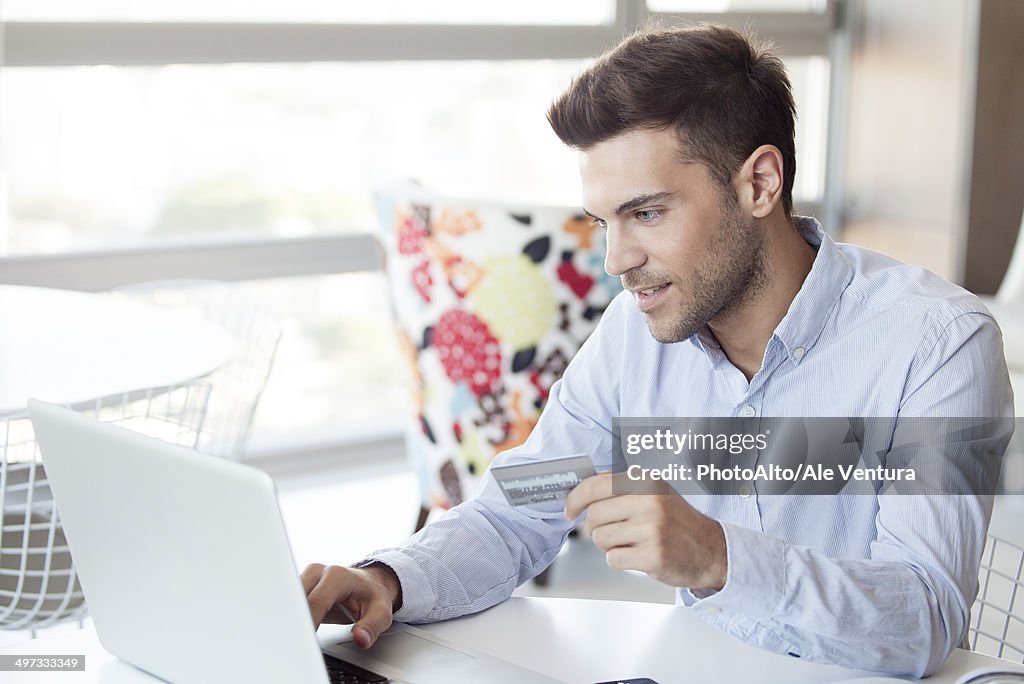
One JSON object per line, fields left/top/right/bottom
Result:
{"left": 303, "top": 25, "right": 1013, "bottom": 676}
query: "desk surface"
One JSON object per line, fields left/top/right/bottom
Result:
{"left": 0, "top": 285, "right": 236, "bottom": 415}
{"left": 1, "top": 597, "right": 1021, "bottom": 683}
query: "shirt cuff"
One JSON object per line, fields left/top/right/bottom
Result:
{"left": 689, "top": 521, "right": 786, "bottom": 622}
{"left": 361, "top": 550, "right": 435, "bottom": 623}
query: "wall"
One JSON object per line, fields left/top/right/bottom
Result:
{"left": 840, "top": 0, "right": 1024, "bottom": 292}
{"left": 962, "top": 0, "right": 1024, "bottom": 295}
{"left": 840, "top": 0, "right": 972, "bottom": 281}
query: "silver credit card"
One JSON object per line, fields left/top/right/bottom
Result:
{"left": 490, "top": 454, "right": 595, "bottom": 506}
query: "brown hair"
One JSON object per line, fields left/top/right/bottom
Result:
{"left": 547, "top": 24, "right": 797, "bottom": 216}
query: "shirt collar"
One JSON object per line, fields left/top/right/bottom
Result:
{"left": 770, "top": 217, "right": 854, "bottom": 364}
{"left": 688, "top": 217, "right": 854, "bottom": 366}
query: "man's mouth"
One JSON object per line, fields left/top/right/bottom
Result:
{"left": 632, "top": 283, "right": 671, "bottom": 311}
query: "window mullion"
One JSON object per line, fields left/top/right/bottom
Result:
{"left": 646, "top": 11, "right": 830, "bottom": 55}
{"left": 617, "top": 0, "right": 652, "bottom": 30}
{"left": 2, "top": 22, "right": 626, "bottom": 66}
{"left": 0, "top": 234, "right": 384, "bottom": 291}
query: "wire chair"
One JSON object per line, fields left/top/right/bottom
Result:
{"left": 970, "top": 533, "right": 1024, "bottom": 662}
{"left": 111, "top": 280, "right": 282, "bottom": 459}
{"left": 1, "top": 382, "right": 212, "bottom": 634}
{"left": 3, "top": 281, "right": 281, "bottom": 635}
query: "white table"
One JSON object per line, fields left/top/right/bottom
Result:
{"left": 0, "top": 285, "right": 237, "bottom": 416}
{"left": 1, "top": 597, "right": 1021, "bottom": 683}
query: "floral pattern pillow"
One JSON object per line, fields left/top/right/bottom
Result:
{"left": 377, "top": 188, "right": 622, "bottom": 510}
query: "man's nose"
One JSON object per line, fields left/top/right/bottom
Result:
{"left": 603, "top": 224, "right": 646, "bottom": 277}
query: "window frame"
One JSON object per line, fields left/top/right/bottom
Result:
{"left": 0, "top": 0, "right": 843, "bottom": 466}
{"left": 2, "top": 0, "right": 832, "bottom": 65}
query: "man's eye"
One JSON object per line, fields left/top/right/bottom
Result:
{"left": 636, "top": 209, "right": 660, "bottom": 222}
{"left": 591, "top": 218, "right": 608, "bottom": 230}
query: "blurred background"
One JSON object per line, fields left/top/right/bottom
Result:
{"left": 4, "top": 0, "right": 1020, "bottom": 458}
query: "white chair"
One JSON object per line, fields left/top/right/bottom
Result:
{"left": 1, "top": 382, "right": 212, "bottom": 633}
{"left": 112, "top": 280, "right": 282, "bottom": 459}
{"left": 979, "top": 212, "right": 1024, "bottom": 493}
{"left": 970, "top": 533, "right": 1024, "bottom": 662}
{"left": 3, "top": 280, "right": 280, "bottom": 634}
{"left": 980, "top": 212, "right": 1024, "bottom": 389}
{"left": 990, "top": 213, "right": 1024, "bottom": 307}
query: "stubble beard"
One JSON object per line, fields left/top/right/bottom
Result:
{"left": 641, "top": 206, "right": 768, "bottom": 344}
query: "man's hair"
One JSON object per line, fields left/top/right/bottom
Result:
{"left": 547, "top": 24, "right": 797, "bottom": 217}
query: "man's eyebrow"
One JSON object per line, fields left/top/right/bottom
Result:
{"left": 615, "top": 192, "right": 676, "bottom": 215}
{"left": 582, "top": 192, "right": 677, "bottom": 220}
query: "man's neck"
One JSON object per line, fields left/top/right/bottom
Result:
{"left": 708, "top": 218, "right": 816, "bottom": 381}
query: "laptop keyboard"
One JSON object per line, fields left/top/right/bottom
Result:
{"left": 323, "top": 653, "right": 390, "bottom": 684}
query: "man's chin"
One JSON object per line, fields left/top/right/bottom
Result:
{"left": 643, "top": 315, "right": 697, "bottom": 344}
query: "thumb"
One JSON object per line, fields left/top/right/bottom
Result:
{"left": 351, "top": 599, "right": 394, "bottom": 649}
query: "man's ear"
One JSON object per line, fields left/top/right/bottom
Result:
{"left": 735, "top": 145, "right": 784, "bottom": 219}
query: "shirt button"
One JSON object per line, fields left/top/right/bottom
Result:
{"left": 738, "top": 484, "right": 753, "bottom": 498}
{"left": 739, "top": 405, "right": 756, "bottom": 417}
{"left": 704, "top": 606, "right": 722, "bottom": 615}
{"left": 793, "top": 346, "right": 806, "bottom": 360}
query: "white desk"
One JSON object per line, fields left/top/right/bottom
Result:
{"left": 1, "top": 597, "right": 1021, "bottom": 683}
{"left": 0, "top": 285, "right": 237, "bottom": 416}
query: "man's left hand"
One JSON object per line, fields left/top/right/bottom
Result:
{"left": 564, "top": 472, "right": 728, "bottom": 590}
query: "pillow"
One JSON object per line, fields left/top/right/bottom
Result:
{"left": 377, "top": 187, "right": 622, "bottom": 509}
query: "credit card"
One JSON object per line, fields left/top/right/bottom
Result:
{"left": 490, "top": 454, "right": 595, "bottom": 506}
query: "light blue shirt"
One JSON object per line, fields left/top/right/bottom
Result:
{"left": 368, "top": 218, "right": 1014, "bottom": 677}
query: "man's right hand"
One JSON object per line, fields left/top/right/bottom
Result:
{"left": 301, "top": 562, "right": 402, "bottom": 649}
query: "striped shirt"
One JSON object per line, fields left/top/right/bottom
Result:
{"left": 368, "top": 218, "right": 1014, "bottom": 677}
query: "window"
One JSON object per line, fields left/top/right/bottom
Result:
{"left": 1, "top": 0, "right": 616, "bottom": 25}
{"left": 647, "top": 0, "right": 826, "bottom": 12}
{"left": 1, "top": 61, "right": 584, "bottom": 256}
{"left": 0, "top": 1, "right": 838, "bottom": 456}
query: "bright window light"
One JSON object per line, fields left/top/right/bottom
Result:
{"left": 0, "top": 61, "right": 585, "bottom": 256}
{"left": 0, "top": 11, "right": 831, "bottom": 444}
{"left": 0, "top": 0, "right": 616, "bottom": 25}
{"left": 647, "top": 0, "right": 827, "bottom": 12}
{"left": 0, "top": 57, "right": 827, "bottom": 256}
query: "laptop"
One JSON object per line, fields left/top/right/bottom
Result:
{"left": 28, "top": 399, "right": 560, "bottom": 684}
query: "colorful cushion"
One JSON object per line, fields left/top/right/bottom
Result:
{"left": 377, "top": 187, "right": 622, "bottom": 509}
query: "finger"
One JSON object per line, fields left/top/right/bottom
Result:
{"left": 300, "top": 563, "right": 326, "bottom": 595}
{"left": 351, "top": 597, "right": 395, "bottom": 649}
{"left": 581, "top": 495, "right": 644, "bottom": 536}
{"left": 307, "top": 567, "right": 355, "bottom": 629}
{"left": 605, "top": 546, "right": 645, "bottom": 573}
{"left": 322, "top": 601, "right": 358, "bottom": 625}
{"left": 564, "top": 472, "right": 614, "bottom": 520}
{"left": 612, "top": 470, "right": 670, "bottom": 496}
{"left": 588, "top": 519, "right": 638, "bottom": 552}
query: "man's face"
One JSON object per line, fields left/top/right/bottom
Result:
{"left": 580, "top": 128, "right": 765, "bottom": 344}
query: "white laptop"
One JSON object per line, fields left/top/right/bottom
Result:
{"left": 28, "top": 399, "right": 559, "bottom": 684}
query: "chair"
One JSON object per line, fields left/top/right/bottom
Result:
{"left": 979, "top": 210, "right": 1024, "bottom": 492}
{"left": 969, "top": 533, "right": 1024, "bottom": 662}
{"left": 990, "top": 212, "right": 1024, "bottom": 306}
{"left": 376, "top": 185, "right": 622, "bottom": 542}
{"left": 111, "top": 280, "right": 282, "bottom": 459}
{"left": 982, "top": 212, "right": 1024, "bottom": 372}
{"left": 1, "top": 381, "right": 212, "bottom": 633}
{"left": 2, "top": 281, "right": 280, "bottom": 634}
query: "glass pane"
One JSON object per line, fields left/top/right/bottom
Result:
{"left": 0, "top": 56, "right": 827, "bottom": 256}
{"left": 241, "top": 273, "right": 407, "bottom": 441}
{"left": 790, "top": 56, "right": 830, "bottom": 209}
{"left": 0, "top": 0, "right": 615, "bottom": 25}
{"left": 647, "top": 0, "right": 827, "bottom": 11}
{"left": 0, "top": 61, "right": 585, "bottom": 255}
